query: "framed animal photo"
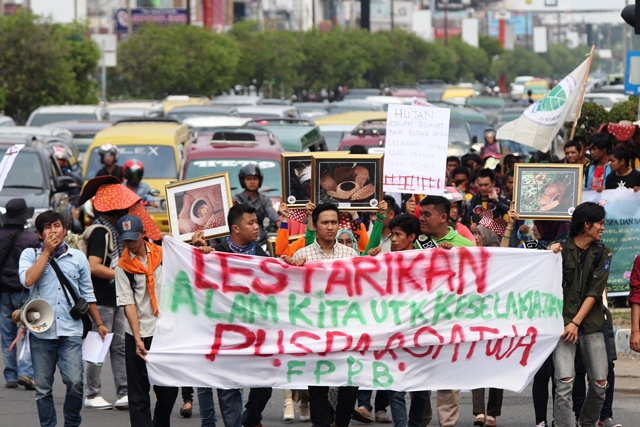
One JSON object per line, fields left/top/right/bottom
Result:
{"left": 281, "top": 153, "right": 313, "bottom": 207}
{"left": 165, "top": 172, "right": 233, "bottom": 242}
{"left": 311, "top": 153, "right": 383, "bottom": 211}
{"left": 513, "top": 164, "right": 583, "bottom": 220}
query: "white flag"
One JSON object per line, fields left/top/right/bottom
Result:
{"left": 0, "top": 144, "right": 24, "bottom": 192}
{"left": 496, "top": 57, "right": 590, "bottom": 152}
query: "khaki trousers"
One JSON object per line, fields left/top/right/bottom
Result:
{"left": 436, "top": 389, "right": 460, "bottom": 427}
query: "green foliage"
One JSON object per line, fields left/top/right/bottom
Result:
{"left": 444, "top": 37, "right": 490, "bottom": 82}
{"left": 608, "top": 97, "right": 639, "bottom": 123}
{"left": 0, "top": 11, "right": 100, "bottom": 123}
{"left": 491, "top": 46, "right": 552, "bottom": 84}
{"left": 563, "top": 102, "right": 609, "bottom": 139}
{"left": 541, "top": 43, "right": 600, "bottom": 80}
{"left": 112, "top": 24, "right": 239, "bottom": 99}
{"left": 479, "top": 35, "right": 503, "bottom": 60}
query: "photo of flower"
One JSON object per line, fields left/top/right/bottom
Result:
{"left": 514, "top": 164, "right": 583, "bottom": 220}
{"left": 282, "top": 154, "right": 313, "bottom": 207}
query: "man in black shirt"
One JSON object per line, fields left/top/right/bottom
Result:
{"left": 0, "top": 198, "right": 39, "bottom": 390}
{"left": 95, "top": 144, "right": 124, "bottom": 181}
{"left": 604, "top": 146, "right": 640, "bottom": 191}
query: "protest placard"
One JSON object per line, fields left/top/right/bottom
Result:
{"left": 583, "top": 190, "right": 640, "bottom": 296}
{"left": 383, "top": 104, "right": 450, "bottom": 195}
{"left": 147, "top": 238, "right": 563, "bottom": 392}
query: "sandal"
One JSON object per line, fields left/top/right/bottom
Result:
{"left": 484, "top": 415, "right": 497, "bottom": 427}
{"left": 180, "top": 401, "right": 193, "bottom": 418}
{"left": 474, "top": 414, "right": 485, "bottom": 426}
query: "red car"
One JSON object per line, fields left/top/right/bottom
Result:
{"left": 337, "top": 119, "right": 386, "bottom": 153}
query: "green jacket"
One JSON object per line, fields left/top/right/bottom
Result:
{"left": 562, "top": 237, "right": 612, "bottom": 334}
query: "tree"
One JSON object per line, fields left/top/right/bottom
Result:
{"left": 608, "top": 97, "right": 639, "bottom": 123}
{"left": 445, "top": 37, "right": 490, "bottom": 82}
{"left": 563, "top": 102, "right": 609, "bottom": 138}
{"left": 0, "top": 11, "right": 100, "bottom": 123}
{"left": 112, "top": 24, "right": 239, "bottom": 99}
{"left": 491, "top": 46, "right": 552, "bottom": 84}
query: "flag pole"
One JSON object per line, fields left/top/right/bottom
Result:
{"left": 569, "top": 45, "right": 596, "bottom": 141}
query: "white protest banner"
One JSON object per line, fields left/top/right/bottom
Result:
{"left": 383, "top": 104, "right": 450, "bottom": 195}
{"left": 148, "top": 237, "right": 563, "bottom": 392}
{"left": 0, "top": 144, "right": 24, "bottom": 192}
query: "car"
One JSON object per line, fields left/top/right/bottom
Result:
{"left": 465, "top": 97, "right": 506, "bottom": 122}
{"left": 0, "top": 115, "right": 15, "bottom": 127}
{"left": 510, "top": 76, "right": 534, "bottom": 101}
{"left": 583, "top": 93, "right": 629, "bottom": 112}
{"left": 292, "top": 102, "right": 331, "bottom": 120}
{"left": 591, "top": 84, "right": 625, "bottom": 94}
{"left": 236, "top": 105, "right": 301, "bottom": 120}
{"left": 261, "top": 99, "right": 293, "bottom": 106}
{"left": 162, "top": 95, "right": 210, "bottom": 114}
{"left": 441, "top": 86, "right": 476, "bottom": 105}
{"left": 313, "top": 111, "right": 388, "bottom": 127}
{"left": 181, "top": 127, "right": 283, "bottom": 209}
{"left": 318, "top": 124, "right": 356, "bottom": 151}
{"left": 43, "top": 120, "right": 113, "bottom": 155}
{"left": 338, "top": 119, "right": 387, "bottom": 153}
{"left": 83, "top": 119, "right": 190, "bottom": 231}
{"left": 0, "top": 136, "right": 77, "bottom": 230}
{"left": 182, "top": 116, "right": 251, "bottom": 132}
{"left": 523, "top": 79, "right": 549, "bottom": 101}
{"left": 166, "top": 105, "right": 240, "bottom": 121}
{"left": 327, "top": 100, "right": 384, "bottom": 114}
{"left": 210, "top": 95, "right": 263, "bottom": 106}
{"left": 384, "top": 87, "right": 427, "bottom": 99}
{"left": 416, "top": 79, "right": 448, "bottom": 102}
{"left": 0, "top": 126, "right": 80, "bottom": 172}
{"left": 364, "top": 96, "right": 406, "bottom": 110}
{"left": 343, "top": 88, "right": 382, "bottom": 100}
{"left": 438, "top": 104, "right": 491, "bottom": 144}
{"left": 106, "top": 100, "right": 164, "bottom": 121}
{"left": 243, "top": 119, "right": 327, "bottom": 152}
{"left": 26, "top": 105, "right": 110, "bottom": 127}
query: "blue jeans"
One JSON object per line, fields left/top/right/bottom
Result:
{"left": 217, "top": 388, "right": 243, "bottom": 427}
{"left": 1, "top": 292, "right": 34, "bottom": 382}
{"left": 553, "top": 331, "right": 608, "bottom": 427}
{"left": 30, "top": 334, "right": 84, "bottom": 427}
{"left": 197, "top": 388, "right": 218, "bottom": 427}
{"left": 389, "top": 391, "right": 430, "bottom": 427}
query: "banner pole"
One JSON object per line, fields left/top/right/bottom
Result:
{"left": 569, "top": 45, "right": 596, "bottom": 141}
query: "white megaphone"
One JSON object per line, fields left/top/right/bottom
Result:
{"left": 19, "top": 299, "right": 54, "bottom": 333}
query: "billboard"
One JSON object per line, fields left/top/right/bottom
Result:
{"left": 115, "top": 8, "right": 187, "bottom": 32}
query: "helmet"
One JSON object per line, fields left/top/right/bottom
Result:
{"left": 124, "top": 159, "right": 144, "bottom": 185}
{"left": 98, "top": 143, "right": 119, "bottom": 164}
{"left": 52, "top": 145, "right": 68, "bottom": 161}
{"left": 238, "top": 163, "right": 263, "bottom": 189}
{"left": 443, "top": 186, "right": 465, "bottom": 203}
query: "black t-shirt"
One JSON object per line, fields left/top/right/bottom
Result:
{"left": 604, "top": 169, "right": 640, "bottom": 190}
{"left": 86, "top": 227, "right": 116, "bottom": 306}
{"left": 95, "top": 165, "right": 124, "bottom": 181}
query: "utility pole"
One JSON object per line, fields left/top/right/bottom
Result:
{"left": 444, "top": 0, "right": 449, "bottom": 47}
{"left": 391, "top": 0, "right": 394, "bottom": 29}
{"left": 127, "top": 0, "right": 132, "bottom": 37}
{"left": 186, "top": 0, "right": 191, "bottom": 25}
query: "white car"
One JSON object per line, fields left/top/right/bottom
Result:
{"left": 583, "top": 93, "right": 629, "bottom": 112}
{"left": 26, "top": 105, "right": 110, "bottom": 127}
{"left": 182, "top": 116, "right": 250, "bottom": 132}
{"left": 510, "top": 76, "right": 535, "bottom": 101}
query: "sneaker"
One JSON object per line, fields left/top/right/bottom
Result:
{"left": 17, "top": 375, "right": 35, "bottom": 390}
{"left": 299, "top": 403, "right": 310, "bottom": 422}
{"left": 599, "top": 419, "right": 622, "bottom": 427}
{"left": 114, "top": 395, "right": 129, "bottom": 410}
{"left": 375, "top": 410, "right": 392, "bottom": 423}
{"left": 536, "top": 422, "right": 547, "bottom": 427}
{"left": 84, "top": 396, "right": 113, "bottom": 410}
{"left": 352, "top": 406, "right": 374, "bottom": 424}
{"left": 5, "top": 382, "right": 18, "bottom": 389}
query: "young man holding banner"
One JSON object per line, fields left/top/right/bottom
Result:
{"left": 386, "top": 214, "right": 432, "bottom": 427}
{"left": 549, "top": 202, "right": 611, "bottom": 427}
{"left": 417, "top": 196, "right": 471, "bottom": 427}
{"left": 289, "top": 203, "right": 359, "bottom": 427}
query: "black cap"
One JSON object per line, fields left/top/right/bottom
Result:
{"left": 2, "top": 198, "right": 34, "bottom": 226}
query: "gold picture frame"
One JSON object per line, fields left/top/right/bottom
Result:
{"left": 513, "top": 163, "right": 583, "bottom": 220}
{"left": 165, "top": 172, "right": 233, "bottom": 242}
{"left": 281, "top": 153, "right": 313, "bottom": 207}
{"left": 311, "top": 153, "right": 384, "bottom": 212}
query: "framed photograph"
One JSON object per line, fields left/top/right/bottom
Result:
{"left": 165, "top": 172, "right": 233, "bottom": 242}
{"left": 312, "top": 153, "right": 383, "bottom": 211}
{"left": 513, "top": 164, "right": 583, "bottom": 220}
{"left": 266, "top": 234, "right": 304, "bottom": 258}
{"left": 281, "top": 153, "right": 313, "bottom": 207}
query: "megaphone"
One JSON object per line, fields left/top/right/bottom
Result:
{"left": 19, "top": 299, "right": 54, "bottom": 333}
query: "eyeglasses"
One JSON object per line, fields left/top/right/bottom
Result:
{"left": 337, "top": 239, "right": 353, "bottom": 246}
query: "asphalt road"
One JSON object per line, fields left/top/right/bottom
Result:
{"left": 1, "top": 341, "right": 638, "bottom": 427}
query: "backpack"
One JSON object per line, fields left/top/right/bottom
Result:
{"left": 64, "top": 224, "right": 113, "bottom": 264}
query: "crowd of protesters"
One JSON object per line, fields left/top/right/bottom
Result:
{"left": 3, "top": 126, "right": 640, "bottom": 427}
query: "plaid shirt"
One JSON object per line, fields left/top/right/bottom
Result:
{"left": 292, "top": 240, "right": 358, "bottom": 262}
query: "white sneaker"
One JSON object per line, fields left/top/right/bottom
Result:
{"left": 84, "top": 395, "right": 113, "bottom": 410}
{"left": 114, "top": 395, "right": 129, "bottom": 410}
{"left": 536, "top": 422, "right": 547, "bottom": 427}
